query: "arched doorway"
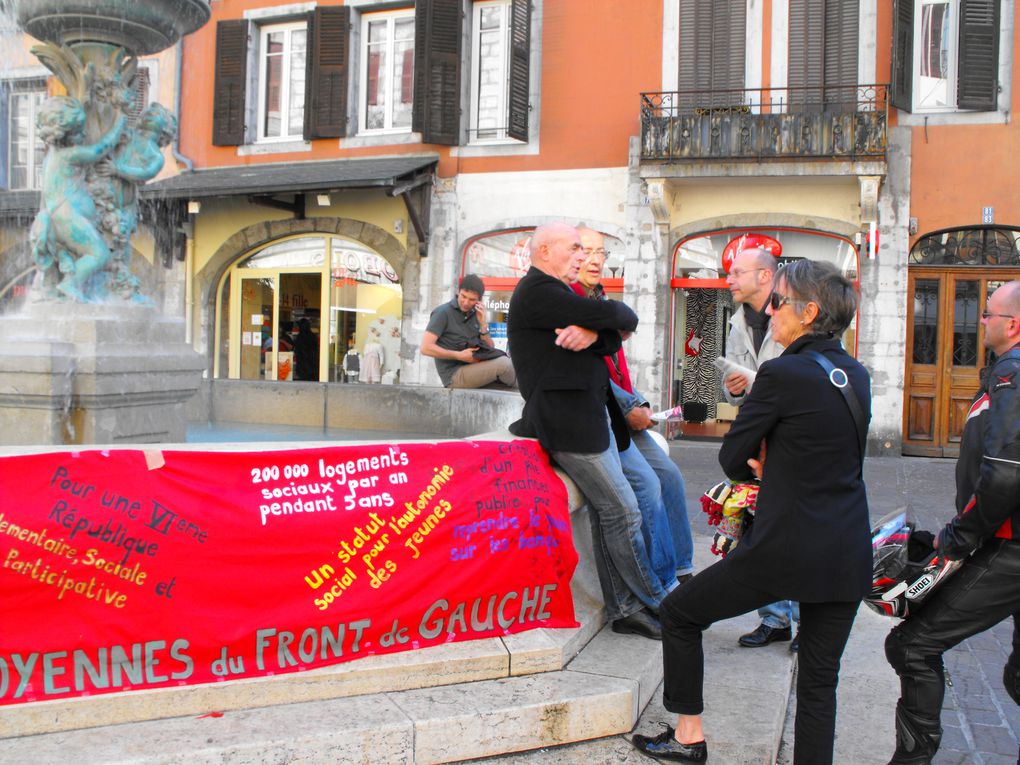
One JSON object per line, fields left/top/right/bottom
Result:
{"left": 214, "top": 234, "right": 402, "bottom": 383}
{"left": 904, "top": 226, "right": 1020, "bottom": 457}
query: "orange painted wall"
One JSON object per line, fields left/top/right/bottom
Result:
{"left": 178, "top": 0, "right": 662, "bottom": 178}
{"left": 905, "top": 10, "right": 1020, "bottom": 243}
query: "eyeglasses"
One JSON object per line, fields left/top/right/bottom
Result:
{"left": 769, "top": 292, "right": 795, "bottom": 311}
{"left": 728, "top": 268, "right": 765, "bottom": 280}
{"left": 581, "top": 247, "right": 607, "bottom": 256}
{"left": 981, "top": 311, "right": 1015, "bottom": 320}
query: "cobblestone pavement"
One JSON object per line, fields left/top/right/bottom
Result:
{"left": 674, "top": 440, "right": 1020, "bottom": 765}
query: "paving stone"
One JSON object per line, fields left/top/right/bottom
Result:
{"left": 970, "top": 723, "right": 1020, "bottom": 756}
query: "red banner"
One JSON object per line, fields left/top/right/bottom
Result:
{"left": 0, "top": 440, "right": 577, "bottom": 705}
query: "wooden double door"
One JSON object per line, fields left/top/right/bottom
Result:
{"left": 904, "top": 269, "right": 1018, "bottom": 457}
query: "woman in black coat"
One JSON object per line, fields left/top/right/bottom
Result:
{"left": 634, "top": 260, "right": 872, "bottom": 765}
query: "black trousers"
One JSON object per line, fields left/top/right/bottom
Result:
{"left": 659, "top": 557, "right": 859, "bottom": 765}
{"left": 885, "top": 539, "right": 1020, "bottom": 741}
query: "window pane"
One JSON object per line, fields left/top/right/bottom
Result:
{"left": 918, "top": 1, "right": 951, "bottom": 109}
{"left": 366, "top": 44, "right": 386, "bottom": 129}
{"left": 289, "top": 29, "right": 307, "bottom": 135}
{"left": 912, "top": 279, "right": 939, "bottom": 364}
{"left": 952, "top": 280, "right": 979, "bottom": 367}
{"left": 392, "top": 37, "right": 414, "bottom": 128}
{"left": 263, "top": 41, "right": 283, "bottom": 137}
{"left": 472, "top": 3, "right": 510, "bottom": 140}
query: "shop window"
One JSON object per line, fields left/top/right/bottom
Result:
{"left": 461, "top": 228, "right": 625, "bottom": 352}
{"left": 1, "top": 79, "right": 46, "bottom": 190}
{"left": 360, "top": 9, "right": 416, "bottom": 133}
{"left": 215, "top": 234, "right": 402, "bottom": 384}
{"left": 670, "top": 228, "right": 860, "bottom": 422}
{"left": 891, "top": 0, "right": 1000, "bottom": 113}
{"left": 468, "top": 0, "right": 530, "bottom": 143}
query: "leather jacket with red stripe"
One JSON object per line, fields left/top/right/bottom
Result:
{"left": 939, "top": 345, "right": 1020, "bottom": 559}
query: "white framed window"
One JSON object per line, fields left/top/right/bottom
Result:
{"left": 470, "top": 0, "right": 513, "bottom": 143}
{"left": 257, "top": 21, "right": 308, "bottom": 141}
{"left": 7, "top": 82, "right": 46, "bottom": 190}
{"left": 915, "top": 0, "right": 956, "bottom": 111}
{"left": 359, "top": 9, "right": 415, "bottom": 134}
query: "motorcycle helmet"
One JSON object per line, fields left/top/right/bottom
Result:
{"left": 865, "top": 508, "right": 962, "bottom": 618}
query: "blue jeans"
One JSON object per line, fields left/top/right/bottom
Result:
{"left": 553, "top": 442, "right": 671, "bottom": 621}
{"left": 631, "top": 429, "right": 694, "bottom": 575}
{"left": 759, "top": 599, "right": 801, "bottom": 629}
{"left": 619, "top": 439, "right": 681, "bottom": 591}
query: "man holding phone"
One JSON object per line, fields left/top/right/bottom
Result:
{"left": 421, "top": 273, "right": 517, "bottom": 389}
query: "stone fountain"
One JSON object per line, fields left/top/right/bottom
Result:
{"left": 0, "top": 0, "right": 210, "bottom": 445}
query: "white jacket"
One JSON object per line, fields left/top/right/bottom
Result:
{"left": 723, "top": 303, "right": 785, "bottom": 406}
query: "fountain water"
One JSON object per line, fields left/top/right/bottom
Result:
{"left": 0, "top": 0, "right": 210, "bottom": 444}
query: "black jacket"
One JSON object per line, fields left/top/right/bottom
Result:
{"left": 718, "top": 335, "right": 873, "bottom": 603}
{"left": 940, "top": 346, "right": 1020, "bottom": 559}
{"left": 507, "top": 267, "right": 638, "bottom": 453}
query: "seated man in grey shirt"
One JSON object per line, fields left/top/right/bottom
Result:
{"left": 421, "top": 274, "right": 517, "bottom": 389}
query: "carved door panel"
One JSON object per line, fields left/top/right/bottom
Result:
{"left": 904, "top": 271, "right": 1009, "bottom": 457}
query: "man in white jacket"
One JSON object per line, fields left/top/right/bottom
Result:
{"left": 722, "top": 246, "right": 798, "bottom": 652}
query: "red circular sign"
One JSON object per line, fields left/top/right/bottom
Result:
{"left": 721, "top": 233, "right": 783, "bottom": 274}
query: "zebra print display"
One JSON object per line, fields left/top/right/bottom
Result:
{"left": 679, "top": 288, "right": 732, "bottom": 420}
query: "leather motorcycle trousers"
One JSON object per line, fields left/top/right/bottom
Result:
{"left": 884, "top": 539, "right": 1020, "bottom": 764}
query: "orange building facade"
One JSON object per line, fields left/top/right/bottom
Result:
{"left": 0, "top": 0, "right": 1016, "bottom": 455}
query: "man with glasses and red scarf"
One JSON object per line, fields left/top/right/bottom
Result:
{"left": 721, "top": 246, "right": 798, "bottom": 651}
{"left": 572, "top": 227, "right": 695, "bottom": 595}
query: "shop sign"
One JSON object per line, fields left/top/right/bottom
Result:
{"left": 0, "top": 441, "right": 577, "bottom": 706}
{"left": 331, "top": 247, "right": 399, "bottom": 285}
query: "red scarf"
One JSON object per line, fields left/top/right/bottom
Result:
{"left": 570, "top": 282, "right": 634, "bottom": 394}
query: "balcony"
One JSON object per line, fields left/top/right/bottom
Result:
{"left": 640, "top": 84, "right": 888, "bottom": 163}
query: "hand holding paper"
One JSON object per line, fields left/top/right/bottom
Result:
{"left": 714, "top": 356, "right": 757, "bottom": 396}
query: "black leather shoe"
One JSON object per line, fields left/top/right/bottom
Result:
{"left": 632, "top": 726, "right": 708, "bottom": 762}
{"left": 738, "top": 623, "right": 791, "bottom": 647}
{"left": 612, "top": 609, "right": 662, "bottom": 640}
{"left": 676, "top": 573, "right": 693, "bottom": 587}
{"left": 789, "top": 631, "right": 800, "bottom": 653}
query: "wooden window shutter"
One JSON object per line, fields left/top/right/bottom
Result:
{"left": 412, "top": 0, "right": 462, "bottom": 146}
{"left": 305, "top": 5, "right": 350, "bottom": 139}
{"left": 889, "top": 0, "right": 914, "bottom": 111}
{"left": 823, "top": 0, "right": 859, "bottom": 107}
{"left": 213, "top": 19, "right": 249, "bottom": 146}
{"left": 506, "top": 0, "right": 531, "bottom": 142}
{"left": 957, "top": 0, "right": 1000, "bottom": 111}
{"left": 678, "top": 0, "right": 745, "bottom": 109}
{"left": 789, "top": 0, "right": 856, "bottom": 108}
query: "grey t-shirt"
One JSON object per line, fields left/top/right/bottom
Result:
{"left": 425, "top": 297, "right": 484, "bottom": 386}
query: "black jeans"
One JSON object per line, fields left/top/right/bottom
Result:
{"left": 659, "top": 557, "right": 859, "bottom": 765}
{"left": 885, "top": 539, "right": 1020, "bottom": 745}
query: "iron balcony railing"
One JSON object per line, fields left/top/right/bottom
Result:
{"left": 640, "top": 84, "right": 888, "bottom": 162}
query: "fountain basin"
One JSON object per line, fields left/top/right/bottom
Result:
{"left": 16, "top": 0, "right": 211, "bottom": 55}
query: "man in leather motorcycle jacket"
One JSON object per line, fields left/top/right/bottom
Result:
{"left": 885, "top": 280, "right": 1020, "bottom": 765}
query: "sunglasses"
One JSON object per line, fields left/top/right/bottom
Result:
{"left": 769, "top": 292, "right": 795, "bottom": 311}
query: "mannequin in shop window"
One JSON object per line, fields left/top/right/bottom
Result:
{"left": 292, "top": 318, "right": 319, "bottom": 381}
{"left": 342, "top": 342, "right": 361, "bottom": 383}
{"left": 361, "top": 326, "right": 385, "bottom": 384}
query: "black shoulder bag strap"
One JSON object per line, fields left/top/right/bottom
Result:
{"left": 806, "top": 350, "right": 868, "bottom": 461}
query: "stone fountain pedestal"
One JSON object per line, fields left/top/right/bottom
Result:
{"left": 0, "top": 304, "right": 204, "bottom": 445}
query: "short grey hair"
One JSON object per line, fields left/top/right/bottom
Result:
{"left": 738, "top": 247, "right": 778, "bottom": 274}
{"left": 777, "top": 260, "right": 858, "bottom": 336}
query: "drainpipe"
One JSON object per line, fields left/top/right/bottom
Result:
{"left": 173, "top": 38, "right": 196, "bottom": 346}
{"left": 172, "top": 39, "right": 194, "bottom": 172}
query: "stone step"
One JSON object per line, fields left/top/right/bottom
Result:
{"left": 0, "top": 622, "right": 665, "bottom": 765}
